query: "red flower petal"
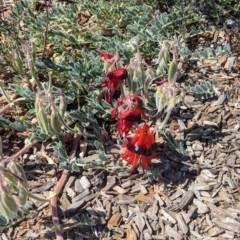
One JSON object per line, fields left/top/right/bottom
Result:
{"left": 120, "top": 108, "right": 144, "bottom": 121}
{"left": 121, "top": 123, "right": 157, "bottom": 174}
{"left": 100, "top": 52, "right": 114, "bottom": 60}
{"left": 122, "top": 150, "right": 141, "bottom": 174}
{"left": 109, "top": 68, "right": 128, "bottom": 80}
{"left": 141, "top": 156, "right": 152, "bottom": 171}
{"left": 117, "top": 118, "right": 135, "bottom": 137}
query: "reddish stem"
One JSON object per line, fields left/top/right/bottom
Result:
{"left": 1, "top": 140, "right": 38, "bottom": 163}
{"left": 0, "top": 104, "right": 11, "bottom": 115}
{"left": 50, "top": 169, "right": 69, "bottom": 240}
{"left": 50, "top": 133, "right": 81, "bottom": 240}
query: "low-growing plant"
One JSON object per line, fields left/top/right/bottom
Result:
{"left": 0, "top": 0, "right": 227, "bottom": 239}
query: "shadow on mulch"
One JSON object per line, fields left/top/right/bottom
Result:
{"left": 38, "top": 121, "right": 231, "bottom": 240}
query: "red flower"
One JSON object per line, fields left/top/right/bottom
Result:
{"left": 97, "top": 68, "right": 128, "bottom": 91}
{"left": 111, "top": 94, "right": 149, "bottom": 137}
{"left": 100, "top": 52, "right": 115, "bottom": 60}
{"left": 96, "top": 68, "right": 128, "bottom": 104}
{"left": 121, "top": 123, "right": 157, "bottom": 174}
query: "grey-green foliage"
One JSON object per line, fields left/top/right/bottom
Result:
{"left": 126, "top": 4, "right": 208, "bottom": 41}
{"left": 68, "top": 109, "right": 109, "bottom": 166}
{"left": 178, "top": 43, "right": 231, "bottom": 60}
{"left": 183, "top": 76, "right": 217, "bottom": 94}
{"left": 160, "top": 129, "right": 187, "bottom": 156}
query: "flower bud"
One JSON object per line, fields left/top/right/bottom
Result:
{"left": 50, "top": 107, "right": 62, "bottom": 135}
{"left": 146, "top": 67, "right": 152, "bottom": 78}
{"left": 38, "top": 104, "right": 49, "bottom": 134}
{"left": 156, "top": 87, "right": 162, "bottom": 96}
{"left": 14, "top": 53, "right": 23, "bottom": 74}
{"left": 144, "top": 77, "right": 151, "bottom": 94}
{"left": 155, "top": 91, "right": 167, "bottom": 113}
{"left": 18, "top": 185, "right": 28, "bottom": 206}
{"left": 0, "top": 194, "right": 11, "bottom": 222}
{"left": 156, "top": 97, "right": 164, "bottom": 113}
{"left": 1, "top": 191, "right": 18, "bottom": 212}
{"left": 166, "top": 96, "right": 176, "bottom": 112}
{"left": 131, "top": 70, "right": 139, "bottom": 94}
{"left": 168, "top": 59, "right": 177, "bottom": 83}
{"left": 103, "top": 62, "right": 110, "bottom": 72}
{"left": 10, "top": 161, "right": 29, "bottom": 189}
{"left": 26, "top": 54, "right": 34, "bottom": 73}
{"left": 1, "top": 168, "right": 18, "bottom": 189}
{"left": 157, "top": 41, "right": 168, "bottom": 64}
{"left": 179, "top": 91, "right": 185, "bottom": 101}
{"left": 31, "top": 43, "right": 36, "bottom": 62}
{"left": 35, "top": 95, "right": 40, "bottom": 123}
{"left": 59, "top": 95, "right": 67, "bottom": 118}
{"left": 176, "top": 91, "right": 185, "bottom": 104}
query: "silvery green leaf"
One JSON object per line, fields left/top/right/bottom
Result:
{"left": 9, "top": 84, "right": 35, "bottom": 100}
{"left": 9, "top": 122, "right": 26, "bottom": 132}
{"left": 23, "top": 121, "right": 35, "bottom": 130}
{"left": 0, "top": 117, "right": 11, "bottom": 127}
{"left": 101, "top": 99, "right": 112, "bottom": 109}
{"left": 98, "top": 153, "right": 108, "bottom": 161}
{"left": 71, "top": 163, "right": 80, "bottom": 172}
{"left": 34, "top": 60, "right": 46, "bottom": 69}
{"left": 160, "top": 130, "right": 187, "bottom": 156}
{"left": 94, "top": 141, "right": 104, "bottom": 151}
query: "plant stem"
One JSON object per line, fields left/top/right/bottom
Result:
{"left": 0, "top": 82, "right": 12, "bottom": 104}
{"left": 1, "top": 139, "right": 38, "bottom": 163}
{"left": 119, "top": 81, "right": 125, "bottom": 98}
{"left": 41, "top": 0, "right": 50, "bottom": 59}
{"left": 0, "top": 104, "right": 10, "bottom": 116}
{"left": 159, "top": 110, "right": 171, "bottom": 130}
{"left": 0, "top": 97, "right": 28, "bottom": 115}
{"left": 50, "top": 132, "right": 81, "bottom": 240}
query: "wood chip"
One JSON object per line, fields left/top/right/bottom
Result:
{"left": 176, "top": 212, "right": 189, "bottom": 234}
{"left": 108, "top": 213, "right": 122, "bottom": 227}
{"left": 160, "top": 209, "right": 176, "bottom": 224}
{"left": 165, "top": 225, "right": 183, "bottom": 240}
{"left": 193, "top": 198, "right": 209, "bottom": 214}
{"left": 79, "top": 176, "right": 91, "bottom": 189}
{"left": 133, "top": 215, "right": 145, "bottom": 232}
{"left": 113, "top": 185, "right": 128, "bottom": 194}
{"left": 126, "top": 223, "right": 137, "bottom": 240}
{"left": 66, "top": 199, "right": 85, "bottom": 214}
{"left": 63, "top": 176, "right": 76, "bottom": 192}
{"left": 72, "top": 189, "right": 90, "bottom": 203}
{"left": 179, "top": 191, "right": 194, "bottom": 210}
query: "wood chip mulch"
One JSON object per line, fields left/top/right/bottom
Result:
{"left": 1, "top": 17, "right": 240, "bottom": 240}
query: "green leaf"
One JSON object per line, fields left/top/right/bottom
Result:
{"left": 101, "top": 99, "right": 113, "bottom": 109}
{"left": 9, "top": 122, "right": 26, "bottom": 131}
{"left": 25, "top": 109, "right": 36, "bottom": 118}
{"left": 42, "top": 59, "right": 57, "bottom": 69}
{"left": 9, "top": 84, "right": 35, "bottom": 101}
{"left": 94, "top": 140, "right": 104, "bottom": 151}
{"left": 51, "top": 141, "right": 69, "bottom": 163}
{"left": 98, "top": 153, "right": 108, "bottom": 161}
{"left": 126, "top": 24, "right": 138, "bottom": 33}
{"left": 160, "top": 130, "right": 187, "bottom": 156}
{"left": 0, "top": 215, "right": 8, "bottom": 226}
{"left": 23, "top": 121, "right": 35, "bottom": 130}
{"left": 71, "top": 163, "right": 80, "bottom": 172}
{"left": 0, "top": 117, "right": 11, "bottom": 127}
{"left": 34, "top": 60, "right": 47, "bottom": 69}
{"left": 60, "top": 162, "right": 72, "bottom": 170}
